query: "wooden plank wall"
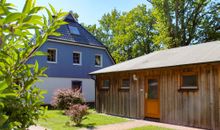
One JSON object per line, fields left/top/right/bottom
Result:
{"left": 95, "top": 64, "right": 220, "bottom": 129}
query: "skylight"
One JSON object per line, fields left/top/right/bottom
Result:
{"left": 68, "top": 25, "right": 80, "bottom": 35}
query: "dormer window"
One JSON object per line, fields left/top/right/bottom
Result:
{"left": 68, "top": 25, "right": 80, "bottom": 35}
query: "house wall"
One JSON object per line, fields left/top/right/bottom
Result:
{"left": 27, "top": 40, "right": 114, "bottom": 104}
{"left": 27, "top": 40, "right": 114, "bottom": 78}
{"left": 35, "top": 77, "right": 95, "bottom": 103}
{"left": 95, "top": 63, "right": 220, "bottom": 130}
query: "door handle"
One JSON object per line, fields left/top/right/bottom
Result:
{"left": 145, "top": 93, "right": 148, "bottom": 99}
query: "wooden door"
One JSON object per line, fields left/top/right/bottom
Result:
{"left": 145, "top": 77, "right": 160, "bottom": 118}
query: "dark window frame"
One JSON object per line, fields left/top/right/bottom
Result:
{"left": 180, "top": 72, "right": 198, "bottom": 90}
{"left": 121, "top": 78, "right": 130, "bottom": 89}
{"left": 72, "top": 80, "right": 82, "bottom": 93}
{"left": 102, "top": 79, "right": 110, "bottom": 89}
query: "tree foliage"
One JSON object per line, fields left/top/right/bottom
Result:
{"left": 86, "top": 1, "right": 219, "bottom": 62}
{"left": 85, "top": 5, "right": 158, "bottom": 63}
{"left": 0, "top": 0, "right": 67, "bottom": 129}
{"left": 150, "top": 0, "right": 220, "bottom": 48}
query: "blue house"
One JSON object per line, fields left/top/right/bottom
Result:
{"left": 27, "top": 12, "right": 114, "bottom": 104}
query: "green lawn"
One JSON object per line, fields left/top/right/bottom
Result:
{"left": 37, "top": 110, "right": 128, "bottom": 130}
{"left": 130, "top": 125, "right": 173, "bottom": 130}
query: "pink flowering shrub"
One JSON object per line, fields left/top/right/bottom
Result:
{"left": 51, "top": 88, "right": 85, "bottom": 110}
{"left": 65, "top": 104, "right": 89, "bottom": 126}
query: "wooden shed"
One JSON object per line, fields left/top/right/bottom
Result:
{"left": 90, "top": 41, "right": 220, "bottom": 130}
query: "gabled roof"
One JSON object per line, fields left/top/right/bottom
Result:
{"left": 90, "top": 41, "right": 220, "bottom": 74}
{"left": 48, "top": 12, "right": 104, "bottom": 47}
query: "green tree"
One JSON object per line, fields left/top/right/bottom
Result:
{"left": 148, "top": 0, "right": 220, "bottom": 48}
{"left": 112, "top": 5, "right": 158, "bottom": 62}
{"left": 0, "top": 0, "right": 67, "bottom": 129}
{"left": 86, "top": 5, "right": 158, "bottom": 63}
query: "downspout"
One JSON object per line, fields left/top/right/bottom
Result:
{"left": 90, "top": 74, "right": 97, "bottom": 111}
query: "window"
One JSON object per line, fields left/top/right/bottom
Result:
{"left": 148, "top": 79, "right": 159, "bottom": 99}
{"left": 72, "top": 81, "right": 82, "bottom": 92}
{"left": 95, "top": 54, "right": 102, "bottom": 67}
{"left": 181, "top": 74, "right": 198, "bottom": 89}
{"left": 102, "top": 79, "right": 110, "bottom": 89}
{"left": 121, "top": 78, "right": 130, "bottom": 89}
{"left": 68, "top": 25, "right": 80, "bottom": 35}
{"left": 47, "top": 48, "right": 57, "bottom": 63}
{"left": 73, "top": 52, "right": 81, "bottom": 65}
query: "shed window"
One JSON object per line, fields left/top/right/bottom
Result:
{"left": 73, "top": 52, "right": 81, "bottom": 65}
{"left": 181, "top": 74, "right": 198, "bottom": 89}
{"left": 68, "top": 26, "right": 80, "bottom": 35}
{"left": 102, "top": 79, "right": 110, "bottom": 88}
{"left": 72, "top": 80, "right": 82, "bottom": 92}
{"left": 121, "top": 78, "right": 130, "bottom": 88}
{"left": 47, "top": 49, "right": 57, "bottom": 63}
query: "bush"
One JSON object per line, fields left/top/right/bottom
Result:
{"left": 65, "top": 104, "right": 89, "bottom": 126}
{"left": 51, "top": 89, "right": 85, "bottom": 110}
{"left": 0, "top": 0, "right": 67, "bottom": 129}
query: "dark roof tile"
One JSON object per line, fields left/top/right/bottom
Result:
{"left": 49, "top": 13, "right": 104, "bottom": 47}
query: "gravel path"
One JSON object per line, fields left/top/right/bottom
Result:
{"left": 81, "top": 119, "right": 204, "bottom": 130}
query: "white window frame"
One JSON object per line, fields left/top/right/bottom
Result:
{"left": 73, "top": 51, "right": 82, "bottom": 65}
{"left": 47, "top": 48, "right": 57, "bottom": 64}
{"left": 95, "top": 54, "right": 103, "bottom": 67}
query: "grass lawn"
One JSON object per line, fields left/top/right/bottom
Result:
{"left": 37, "top": 110, "right": 128, "bottom": 130}
{"left": 130, "top": 125, "right": 173, "bottom": 130}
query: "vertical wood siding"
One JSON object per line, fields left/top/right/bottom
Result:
{"left": 95, "top": 64, "right": 220, "bottom": 130}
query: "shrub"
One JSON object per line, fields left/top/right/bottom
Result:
{"left": 51, "top": 89, "right": 85, "bottom": 110}
{"left": 65, "top": 104, "right": 89, "bottom": 126}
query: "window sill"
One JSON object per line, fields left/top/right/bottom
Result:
{"left": 73, "top": 63, "right": 82, "bottom": 66}
{"left": 99, "top": 88, "right": 109, "bottom": 91}
{"left": 47, "top": 61, "right": 57, "bottom": 64}
{"left": 178, "top": 87, "right": 198, "bottom": 92}
{"left": 95, "top": 65, "right": 102, "bottom": 68}
{"left": 118, "top": 87, "right": 130, "bottom": 91}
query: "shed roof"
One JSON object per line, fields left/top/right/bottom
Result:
{"left": 90, "top": 41, "right": 220, "bottom": 74}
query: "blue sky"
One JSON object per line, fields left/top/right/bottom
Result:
{"left": 7, "top": 0, "right": 151, "bottom": 25}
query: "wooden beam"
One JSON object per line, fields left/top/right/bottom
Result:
{"left": 209, "top": 66, "right": 215, "bottom": 129}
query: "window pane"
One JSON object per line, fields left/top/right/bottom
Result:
{"left": 95, "top": 55, "right": 101, "bottom": 66}
{"left": 122, "top": 79, "right": 130, "bottom": 88}
{"left": 72, "top": 81, "right": 82, "bottom": 92}
{"left": 148, "top": 79, "right": 158, "bottom": 99}
{"left": 47, "top": 49, "right": 56, "bottom": 62}
{"left": 69, "top": 26, "right": 80, "bottom": 35}
{"left": 73, "top": 52, "right": 80, "bottom": 64}
{"left": 103, "top": 79, "right": 110, "bottom": 88}
{"left": 182, "top": 75, "right": 197, "bottom": 87}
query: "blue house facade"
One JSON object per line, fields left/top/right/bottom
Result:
{"left": 28, "top": 12, "right": 114, "bottom": 103}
